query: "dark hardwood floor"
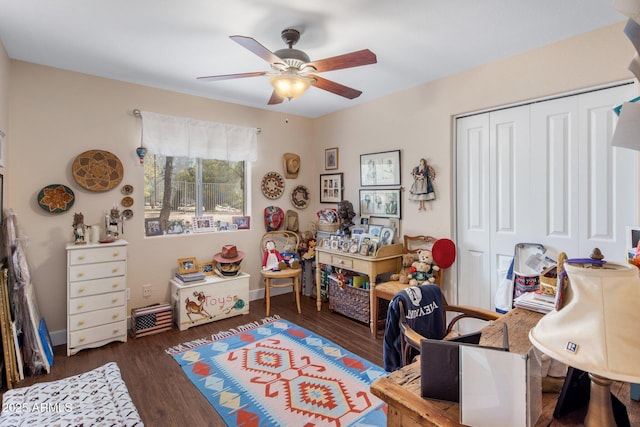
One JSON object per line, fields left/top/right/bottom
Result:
{"left": 4, "top": 294, "right": 384, "bottom": 426}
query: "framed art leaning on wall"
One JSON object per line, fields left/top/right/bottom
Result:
{"left": 359, "top": 189, "right": 401, "bottom": 219}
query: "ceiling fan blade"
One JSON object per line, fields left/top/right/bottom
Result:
{"left": 310, "top": 75, "right": 363, "bottom": 99}
{"left": 230, "top": 35, "right": 285, "bottom": 65}
{"left": 267, "top": 91, "right": 285, "bottom": 105}
{"left": 306, "top": 49, "right": 377, "bottom": 73}
{"left": 196, "top": 71, "right": 268, "bottom": 81}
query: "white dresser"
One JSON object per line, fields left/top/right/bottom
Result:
{"left": 66, "top": 240, "right": 128, "bottom": 356}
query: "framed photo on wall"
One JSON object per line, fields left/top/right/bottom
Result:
{"left": 359, "top": 188, "right": 401, "bottom": 219}
{"left": 325, "top": 147, "right": 339, "bottom": 170}
{"left": 320, "top": 173, "right": 343, "bottom": 203}
{"left": 360, "top": 150, "right": 401, "bottom": 186}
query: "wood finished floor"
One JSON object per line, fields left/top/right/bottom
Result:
{"left": 4, "top": 294, "right": 383, "bottom": 426}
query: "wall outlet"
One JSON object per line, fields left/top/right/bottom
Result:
{"left": 142, "top": 284, "right": 151, "bottom": 298}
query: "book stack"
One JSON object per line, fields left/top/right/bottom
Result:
{"left": 174, "top": 271, "right": 206, "bottom": 285}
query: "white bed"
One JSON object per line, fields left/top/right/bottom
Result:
{"left": 0, "top": 362, "right": 143, "bottom": 426}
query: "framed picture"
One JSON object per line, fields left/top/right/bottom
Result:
{"left": 325, "top": 147, "right": 338, "bottom": 170}
{"left": 166, "top": 219, "right": 185, "bottom": 235}
{"left": 359, "top": 188, "right": 402, "bottom": 218}
{"left": 360, "top": 150, "right": 401, "bottom": 186}
{"left": 0, "top": 130, "right": 5, "bottom": 168}
{"left": 320, "top": 173, "right": 343, "bottom": 203}
{"left": 177, "top": 257, "right": 198, "bottom": 274}
{"left": 199, "top": 261, "right": 215, "bottom": 276}
{"left": 232, "top": 215, "right": 250, "bottom": 229}
{"left": 193, "top": 215, "right": 215, "bottom": 232}
{"left": 379, "top": 226, "right": 395, "bottom": 246}
{"left": 368, "top": 224, "right": 383, "bottom": 237}
{"left": 145, "top": 217, "right": 163, "bottom": 236}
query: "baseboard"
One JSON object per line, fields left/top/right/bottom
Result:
{"left": 50, "top": 288, "right": 292, "bottom": 347}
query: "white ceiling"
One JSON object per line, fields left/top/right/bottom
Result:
{"left": 0, "top": 0, "right": 627, "bottom": 118}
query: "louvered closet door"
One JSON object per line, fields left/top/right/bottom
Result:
{"left": 456, "top": 83, "right": 638, "bottom": 312}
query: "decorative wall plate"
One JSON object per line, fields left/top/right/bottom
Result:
{"left": 291, "top": 185, "right": 310, "bottom": 209}
{"left": 72, "top": 150, "right": 124, "bottom": 192}
{"left": 261, "top": 172, "right": 285, "bottom": 199}
{"left": 121, "top": 184, "right": 134, "bottom": 195}
{"left": 37, "top": 184, "right": 75, "bottom": 213}
{"left": 122, "top": 209, "right": 133, "bottom": 219}
{"left": 121, "top": 196, "right": 134, "bottom": 207}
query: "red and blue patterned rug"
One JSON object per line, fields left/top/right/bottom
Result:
{"left": 165, "top": 316, "right": 387, "bottom": 426}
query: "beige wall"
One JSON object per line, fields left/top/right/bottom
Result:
{"left": 3, "top": 22, "right": 636, "bottom": 340}
{"left": 313, "top": 22, "right": 635, "bottom": 298}
{"left": 8, "top": 63, "right": 315, "bottom": 338}
{"left": 0, "top": 41, "right": 9, "bottom": 199}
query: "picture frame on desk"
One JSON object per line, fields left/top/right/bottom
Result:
{"left": 199, "top": 261, "right": 215, "bottom": 276}
{"left": 178, "top": 257, "right": 198, "bottom": 275}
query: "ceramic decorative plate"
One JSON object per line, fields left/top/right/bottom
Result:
{"left": 121, "top": 184, "right": 133, "bottom": 195}
{"left": 261, "top": 172, "right": 285, "bottom": 199}
{"left": 122, "top": 209, "right": 133, "bottom": 219}
{"left": 121, "top": 196, "right": 134, "bottom": 207}
{"left": 72, "top": 150, "right": 124, "bottom": 192}
{"left": 291, "top": 185, "right": 310, "bottom": 209}
{"left": 37, "top": 184, "right": 75, "bottom": 213}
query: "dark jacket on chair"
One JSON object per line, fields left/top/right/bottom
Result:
{"left": 383, "top": 285, "right": 445, "bottom": 372}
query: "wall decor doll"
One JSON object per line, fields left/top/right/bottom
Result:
{"left": 409, "top": 158, "right": 436, "bottom": 211}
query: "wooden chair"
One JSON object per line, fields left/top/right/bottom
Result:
{"left": 372, "top": 235, "right": 441, "bottom": 338}
{"left": 260, "top": 230, "right": 302, "bottom": 316}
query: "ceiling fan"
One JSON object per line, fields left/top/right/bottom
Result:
{"left": 197, "top": 28, "right": 377, "bottom": 105}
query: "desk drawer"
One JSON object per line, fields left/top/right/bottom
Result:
{"left": 328, "top": 254, "right": 354, "bottom": 269}
{"left": 69, "top": 276, "right": 126, "bottom": 298}
{"left": 68, "top": 245, "right": 127, "bottom": 266}
{"left": 68, "top": 320, "right": 127, "bottom": 348}
{"left": 69, "top": 261, "right": 126, "bottom": 282}
{"left": 68, "top": 291, "right": 126, "bottom": 315}
{"left": 68, "top": 306, "right": 126, "bottom": 332}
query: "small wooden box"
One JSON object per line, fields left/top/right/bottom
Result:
{"left": 130, "top": 303, "right": 173, "bottom": 338}
{"left": 170, "top": 273, "right": 250, "bottom": 331}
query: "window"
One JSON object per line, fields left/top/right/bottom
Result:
{"left": 144, "top": 154, "right": 245, "bottom": 236}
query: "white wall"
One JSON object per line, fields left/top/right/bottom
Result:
{"left": 3, "top": 21, "right": 636, "bottom": 338}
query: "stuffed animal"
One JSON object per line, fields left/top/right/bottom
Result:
{"left": 262, "top": 240, "right": 286, "bottom": 271}
{"left": 302, "top": 239, "right": 317, "bottom": 260}
{"left": 281, "top": 243, "right": 301, "bottom": 269}
{"left": 408, "top": 249, "right": 440, "bottom": 286}
{"left": 389, "top": 253, "right": 418, "bottom": 284}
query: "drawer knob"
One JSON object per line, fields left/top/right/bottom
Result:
{"left": 113, "top": 251, "right": 119, "bottom": 257}
{"left": 78, "top": 320, "right": 85, "bottom": 325}
{"left": 112, "top": 267, "right": 119, "bottom": 273}
{"left": 79, "top": 337, "right": 85, "bottom": 342}
{"left": 78, "top": 287, "right": 85, "bottom": 293}
{"left": 78, "top": 255, "right": 85, "bottom": 260}
{"left": 112, "top": 297, "right": 118, "bottom": 303}
{"left": 113, "top": 328, "right": 119, "bottom": 334}
{"left": 113, "top": 313, "right": 119, "bottom": 319}
{"left": 112, "top": 283, "right": 119, "bottom": 288}
{"left": 77, "top": 304, "right": 84, "bottom": 310}
{"left": 77, "top": 272, "right": 84, "bottom": 277}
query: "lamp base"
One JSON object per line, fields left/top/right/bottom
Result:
{"left": 584, "top": 373, "right": 631, "bottom": 427}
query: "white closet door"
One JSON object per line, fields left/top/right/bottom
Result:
{"left": 455, "top": 113, "right": 491, "bottom": 309}
{"left": 456, "top": 83, "right": 637, "bottom": 312}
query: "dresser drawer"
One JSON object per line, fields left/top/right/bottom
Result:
{"left": 68, "top": 306, "right": 126, "bottom": 332}
{"left": 68, "top": 320, "right": 127, "bottom": 348}
{"left": 68, "top": 290, "right": 126, "bottom": 315}
{"left": 68, "top": 245, "right": 127, "bottom": 266}
{"left": 69, "top": 260, "right": 126, "bottom": 282}
{"left": 69, "top": 276, "right": 126, "bottom": 298}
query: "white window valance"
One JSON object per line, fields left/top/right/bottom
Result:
{"left": 140, "top": 110, "right": 258, "bottom": 162}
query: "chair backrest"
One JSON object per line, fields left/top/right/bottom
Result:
{"left": 260, "top": 230, "right": 300, "bottom": 256}
{"left": 403, "top": 235, "right": 442, "bottom": 286}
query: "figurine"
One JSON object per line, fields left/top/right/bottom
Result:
{"left": 337, "top": 200, "right": 356, "bottom": 235}
{"left": 73, "top": 212, "right": 86, "bottom": 244}
{"left": 105, "top": 206, "right": 123, "bottom": 240}
{"left": 409, "top": 158, "right": 436, "bottom": 211}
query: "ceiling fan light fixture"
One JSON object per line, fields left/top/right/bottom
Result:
{"left": 270, "top": 73, "right": 315, "bottom": 100}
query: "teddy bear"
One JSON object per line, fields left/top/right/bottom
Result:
{"left": 389, "top": 253, "right": 418, "bottom": 284}
{"left": 302, "top": 238, "right": 316, "bottom": 261}
{"left": 408, "top": 249, "right": 440, "bottom": 286}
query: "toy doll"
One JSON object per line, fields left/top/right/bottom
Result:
{"left": 262, "top": 240, "right": 286, "bottom": 271}
{"left": 409, "top": 158, "right": 436, "bottom": 211}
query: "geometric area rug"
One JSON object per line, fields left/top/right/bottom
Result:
{"left": 165, "top": 315, "right": 388, "bottom": 426}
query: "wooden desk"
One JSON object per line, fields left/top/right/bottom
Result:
{"left": 370, "top": 308, "right": 640, "bottom": 426}
{"left": 315, "top": 245, "right": 402, "bottom": 335}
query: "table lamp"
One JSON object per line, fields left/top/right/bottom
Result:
{"left": 529, "top": 260, "right": 640, "bottom": 426}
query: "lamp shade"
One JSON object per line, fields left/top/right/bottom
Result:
{"left": 270, "top": 73, "right": 314, "bottom": 100}
{"left": 529, "top": 261, "right": 640, "bottom": 383}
